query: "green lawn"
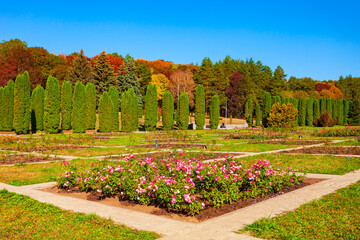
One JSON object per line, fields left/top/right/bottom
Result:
{"left": 329, "top": 140, "right": 360, "bottom": 146}
{"left": 240, "top": 180, "right": 360, "bottom": 240}
{"left": 0, "top": 190, "right": 158, "bottom": 240}
{"left": 205, "top": 144, "right": 297, "bottom": 152}
{"left": 45, "top": 147, "right": 152, "bottom": 157}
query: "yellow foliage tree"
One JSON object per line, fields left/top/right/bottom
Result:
{"left": 151, "top": 74, "right": 169, "bottom": 100}
{"left": 268, "top": 103, "right": 298, "bottom": 128}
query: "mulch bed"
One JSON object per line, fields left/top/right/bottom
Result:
{"left": 44, "top": 178, "right": 322, "bottom": 223}
{"left": 282, "top": 146, "right": 360, "bottom": 155}
{"left": 3, "top": 145, "right": 90, "bottom": 152}
{"left": 248, "top": 140, "right": 329, "bottom": 145}
{"left": 129, "top": 143, "right": 208, "bottom": 149}
{"left": 0, "top": 154, "right": 60, "bottom": 165}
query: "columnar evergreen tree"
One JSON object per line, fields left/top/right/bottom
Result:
{"left": 72, "top": 81, "right": 86, "bottom": 133}
{"left": 332, "top": 99, "right": 338, "bottom": 122}
{"left": 194, "top": 84, "right": 205, "bottom": 130}
{"left": 93, "top": 51, "right": 116, "bottom": 101}
{"left": 326, "top": 98, "right": 332, "bottom": 117}
{"left": 306, "top": 98, "right": 314, "bottom": 126}
{"left": 14, "top": 71, "right": 31, "bottom": 134}
{"left": 0, "top": 88, "right": 4, "bottom": 130}
{"left": 61, "top": 81, "right": 72, "bottom": 130}
{"left": 290, "top": 98, "right": 299, "bottom": 125}
{"left": 109, "top": 86, "right": 120, "bottom": 132}
{"left": 44, "top": 76, "right": 60, "bottom": 134}
{"left": 85, "top": 83, "right": 96, "bottom": 130}
{"left": 98, "top": 91, "right": 112, "bottom": 132}
{"left": 272, "top": 96, "right": 281, "bottom": 105}
{"left": 313, "top": 99, "right": 320, "bottom": 121}
{"left": 343, "top": 100, "right": 350, "bottom": 124}
{"left": 262, "top": 92, "right": 272, "bottom": 127}
{"left": 245, "top": 99, "right": 253, "bottom": 126}
{"left": 162, "top": 91, "right": 174, "bottom": 130}
{"left": 348, "top": 99, "right": 360, "bottom": 126}
{"left": 2, "top": 80, "right": 14, "bottom": 131}
{"left": 117, "top": 61, "right": 142, "bottom": 99}
{"left": 209, "top": 94, "right": 220, "bottom": 130}
{"left": 144, "top": 84, "right": 158, "bottom": 131}
{"left": 298, "top": 98, "right": 306, "bottom": 126}
{"left": 178, "top": 92, "right": 189, "bottom": 130}
{"left": 66, "top": 49, "right": 93, "bottom": 86}
{"left": 338, "top": 100, "right": 344, "bottom": 125}
{"left": 31, "top": 86, "right": 45, "bottom": 131}
{"left": 255, "top": 103, "right": 261, "bottom": 126}
{"left": 319, "top": 98, "right": 326, "bottom": 114}
{"left": 121, "top": 88, "right": 138, "bottom": 132}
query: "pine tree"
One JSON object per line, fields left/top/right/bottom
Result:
{"left": 14, "top": 71, "right": 31, "bottom": 134}
{"left": 178, "top": 92, "right": 189, "bottom": 130}
{"left": 43, "top": 76, "right": 61, "bottom": 134}
{"left": 85, "top": 83, "right": 96, "bottom": 130}
{"left": 269, "top": 66, "right": 286, "bottom": 96}
{"left": 72, "top": 81, "right": 86, "bottom": 133}
{"left": 162, "top": 91, "right": 174, "bottom": 130}
{"left": 93, "top": 51, "right": 116, "bottom": 102}
{"left": 306, "top": 98, "right": 314, "bottom": 126}
{"left": 144, "top": 84, "right": 158, "bottom": 131}
{"left": 195, "top": 84, "right": 205, "bottom": 130}
{"left": 31, "top": 86, "right": 45, "bottom": 131}
{"left": 2, "top": 80, "right": 14, "bottom": 131}
{"left": 117, "top": 61, "right": 142, "bottom": 101}
{"left": 313, "top": 99, "right": 320, "bottom": 121}
{"left": 136, "top": 63, "right": 152, "bottom": 98}
{"left": 98, "top": 91, "right": 112, "bottom": 132}
{"left": 255, "top": 103, "right": 261, "bottom": 126}
{"left": 348, "top": 99, "right": 360, "bottom": 126}
{"left": 343, "top": 100, "right": 350, "bottom": 125}
{"left": 61, "top": 81, "right": 72, "bottom": 130}
{"left": 298, "top": 98, "right": 306, "bottom": 126}
{"left": 262, "top": 92, "right": 272, "bottom": 127}
{"left": 66, "top": 49, "right": 93, "bottom": 86}
{"left": 109, "top": 86, "right": 119, "bottom": 132}
{"left": 209, "top": 94, "right": 220, "bottom": 130}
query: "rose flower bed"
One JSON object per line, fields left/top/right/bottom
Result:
{"left": 57, "top": 155, "right": 303, "bottom": 216}
{"left": 224, "top": 130, "right": 288, "bottom": 140}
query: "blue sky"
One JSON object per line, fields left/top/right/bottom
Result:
{"left": 1, "top": 0, "right": 359, "bottom": 80}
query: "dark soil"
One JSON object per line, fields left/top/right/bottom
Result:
{"left": 283, "top": 146, "right": 360, "bottom": 155}
{"left": 129, "top": 143, "right": 208, "bottom": 149}
{"left": 44, "top": 178, "right": 322, "bottom": 223}
{"left": 3, "top": 144, "right": 90, "bottom": 152}
{"left": 248, "top": 140, "right": 329, "bottom": 145}
{"left": 0, "top": 154, "right": 60, "bottom": 165}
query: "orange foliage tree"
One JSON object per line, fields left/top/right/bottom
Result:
{"left": 169, "top": 69, "right": 195, "bottom": 107}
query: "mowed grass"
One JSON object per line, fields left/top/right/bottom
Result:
{"left": 329, "top": 140, "right": 360, "bottom": 146}
{"left": 0, "top": 190, "right": 158, "bottom": 240}
{"left": 238, "top": 153, "right": 360, "bottom": 175}
{"left": 240, "top": 180, "right": 360, "bottom": 240}
{"left": 205, "top": 144, "right": 297, "bottom": 152}
{"left": 46, "top": 147, "right": 152, "bottom": 157}
{"left": 0, "top": 159, "right": 97, "bottom": 186}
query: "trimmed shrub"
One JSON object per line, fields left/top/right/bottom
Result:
{"left": 262, "top": 92, "right": 272, "bottom": 127}
{"left": 85, "top": 83, "right": 96, "bottom": 130}
{"left": 162, "top": 91, "right": 174, "bottom": 130}
{"left": 121, "top": 88, "right": 138, "bottom": 132}
{"left": 320, "top": 98, "right": 326, "bottom": 114}
{"left": 98, "top": 91, "right": 112, "bottom": 132}
{"left": 31, "top": 86, "right": 45, "bottom": 131}
{"left": 268, "top": 103, "right": 298, "bottom": 128}
{"left": 313, "top": 99, "right": 320, "bottom": 121}
{"left": 297, "top": 98, "right": 306, "bottom": 126}
{"left": 144, "top": 84, "right": 158, "bottom": 131}
{"left": 194, "top": 84, "right": 205, "bottom": 130}
{"left": 72, "top": 81, "right": 86, "bottom": 133}
{"left": 61, "top": 81, "right": 72, "bottom": 130}
{"left": 178, "top": 92, "right": 190, "bottom": 130}
{"left": 314, "top": 111, "right": 337, "bottom": 127}
{"left": 255, "top": 103, "right": 261, "bottom": 126}
{"left": 44, "top": 76, "right": 61, "bottom": 134}
{"left": 109, "top": 86, "right": 120, "bottom": 132}
{"left": 209, "top": 94, "right": 220, "bottom": 130}
{"left": 306, "top": 98, "right": 314, "bottom": 126}
{"left": 348, "top": 99, "right": 360, "bottom": 126}
{"left": 2, "top": 80, "right": 14, "bottom": 131}
{"left": 343, "top": 100, "right": 350, "bottom": 125}
{"left": 14, "top": 71, "right": 31, "bottom": 134}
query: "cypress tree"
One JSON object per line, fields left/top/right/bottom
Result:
{"left": 245, "top": 99, "right": 253, "bottom": 126}
{"left": 178, "top": 92, "right": 189, "bottom": 130}
{"left": 31, "top": 86, "right": 45, "bottom": 131}
{"left": 348, "top": 99, "right": 360, "bottom": 126}
{"left": 98, "top": 91, "right": 112, "bottom": 132}
{"left": 14, "top": 71, "right": 31, "bottom": 134}
{"left": 343, "top": 100, "right": 350, "bottom": 125}
{"left": 0, "top": 87, "right": 4, "bottom": 130}
{"left": 66, "top": 49, "right": 93, "bottom": 86}
{"left": 162, "top": 91, "right": 174, "bottom": 130}
{"left": 306, "top": 98, "right": 314, "bottom": 126}
{"left": 262, "top": 92, "right": 272, "bottom": 127}
{"left": 320, "top": 98, "right": 326, "bottom": 114}
{"left": 44, "top": 76, "right": 61, "bottom": 134}
{"left": 313, "top": 99, "right": 320, "bottom": 121}
{"left": 298, "top": 98, "right": 306, "bottom": 126}
{"left": 121, "top": 88, "right": 139, "bottom": 132}
{"left": 144, "top": 84, "right": 158, "bottom": 131}
{"left": 255, "top": 103, "right": 261, "bottom": 126}
{"left": 272, "top": 96, "right": 281, "bottom": 105}
{"left": 209, "top": 94, "right": 220, "bottom": 130}
{"left": 72, "top": 81, "right": 86, "bottom": 133}
{"left": 131, "top": 93, "right": 139, "bottom": 131}
{"left": 109, "top": 86, "right": 120, "bottom": 132}
{"left": 290, "top": 98, "right": 299, "bottom": 124}
{"left": 338, "top": 100, "right": 344, "bottom": 125}
{"left": 195, "top": 84, "right": 205, "bottom": 130}
{"left": 332, "top": 99, "right": 338, "bottom": 122}
{"left": 326, "top": 98, "right": 332, "bottom": 117}
{"left": 61, "top": 81, "right": 72, "bottom": 130}
{"left": 3, "top": 80, "right": 14, "bottom": 131}
{"left": 85, "top": 83, "right": 96, "bottom": 130}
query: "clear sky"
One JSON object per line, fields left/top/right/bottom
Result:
{"left": 1, "top": 0, "right": 359, "bottom": 80}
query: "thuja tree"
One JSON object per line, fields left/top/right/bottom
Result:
{"left": 194, "top": 84, "right": 205, "bottom": 130}
{"left": 0, "top": 88, "right": 4, "bottom": 130}
{"left": 44, "top": 76, "right": 61, "bottom": 134}
{"left": 2, "top": 80, "right": 14, "bottom": 131}
{"left": 326, "top": 98, "right": 332, "bottom": 117}
{"left": 121, "top": 88, "right": 138, "bottom": 132}
{"left": 262, "top": 92, "right": 272, "bottom": 127}
{"left": 343, "top": 100, "right": 350, "bottom": 124}
{"left": 298, "top": 98, "right": 306, "bottom": 126}
{"left": 209, "top": 94, "right": 220, "bottom": 130}
{"left": 306, "top": 98, "right": 314, "bottom": 126}
{"left": 109, "top": 86, "right": 120, "bottom": 132}
{"left": 313, "top": 99, "right": 320, "bottom": 121}
{"left": 289, "top": 98, "right": 298, "bottom": 123}
{"left": 320, "top": 98, "right": 326, "bottom": 114}
{"left": 14, "top": 71, "right": 31, "bottom": 134}
{"left": 245, "top": 99, "right": 253, "bottom": 126}
{"left": 348, "top": 99, "right": 360, "bottom": 126}
{"left": 178, "top": 92, "right": 189, "bottom": 130}
{"left": 272, "top": 96, "right": 281, "bottom": 105}
{"left": 31, "top": 86, "right": 45, "bottom": 131}
{"left": 144, "top": 84, "right": 158, "bottom": 131}
{"left": 98, "top": 91, "right": 112, "bottom": 132}
{"left": 162, "top": 91, "right": 174, "bottom": 130}
{"left": 85, "top": 83, "right": 96, "bottom": 130}
{"left": 255, "top": 103, "right": 261, "bottom": 126}
{"left": 61, "top": 81, "right": 72, "bottom": 130}
{"left": 72, "top": 81, "right": 86, "bottom": 133}
{"left": 332, "top": 99, "right": 339, "bottom": 122}
{"left": 337, "top": 99, "right": 344, "bottom": 125}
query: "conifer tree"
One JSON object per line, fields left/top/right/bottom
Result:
{"left": 348, "top": 99, "right": 360, "bottom": 126}
{"left": 66, "top": 49, "right": 93, "bottom": 86}
{"left": 61, "top": 81, "right": 72, "bottom": 130}
{"left": 195, "top": 84, "right": 205, "bottom": 130}
{"left": 0, "top": 88, "right": 4, "bottom": 130}
{"left": 117, "top": 61, "right": 142, "bottom": 101}
{"left": 14, "top": 71, "right": 31, "bottom": 134}
{"left": 262, "top": 92, "right": 272, "bottom": 127}
{"left": 44, "top": 76, "right": 60, "bottom": 134}
{"left": 245, "top": 99, "right": 253, "bottom": 126}
{"left": 98, "top": 91, "right": 112, "bottom": 132}
{"left": 137, "top": 63, "right": 152, "bottom": 98}
{"left": 338, "top": 100, "right": 344, "bottom": 125}
{"left": 209, "top": 94, "right": 220, "bottom": 130}
{"left": 121, "top": 88, "right": 139, "bottom": 132}
{"left": 332, "top": 99, "right": 338, "bottom": 122}
{"left": 298, "top": 98, "right": 306, "bottom": 126}
{"left": 109, "top": 86, "right": 120, "bottom": 132}
{"left": 3, "top": 80, "right": 14, "bottom": 131}
{"left": 269, "top": 66, "right": 286, "bottom": 96}
{"left": 162, "top": 91, "right": 174, "bottom": 130}
{"left": 31, "top": 85, "right": 45, "bottom": 131}
{"left": 326, "top": 98, "right": 332, "bottom": 117}
{"left": 320, "top": 98, "right": 326, "bottom": 114}
{"left": 306, "top": 98, "right": 314, "bottom": 126}
{"left": 178, "top": 92, "right": 189, "bottom": 130}
{"left": 72, "top": 81, "right": 86, "bottom": 133}
{"left": 144, "top": 84, "right": 158, "bottom": 131}
{"left": 313, "top": 99, "right": 320, "bottom": 121}
{"left": 343, "top": 100, "right": 350, "bottom": 125}
{"left": 85, "top": 83, "right": 96, "bottom": 130}
{"left": 272, "top": 96, "right": 281, "bottom": 105}
{"left": 255, "top": 103, "right": 261, "bottom": 126}
{"left": 93, "top": 51, "right": 116, "bottom": 101}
